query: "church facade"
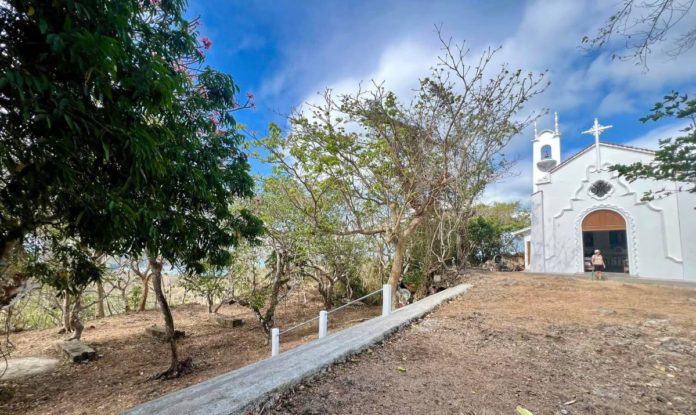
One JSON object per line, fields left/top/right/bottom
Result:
{"left": 519, "top": 116, "right": 696, "bottom": 281}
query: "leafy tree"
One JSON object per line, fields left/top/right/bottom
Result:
{"left": 466, "top": 202, "right": 529, "bottom": 265}
{"left": 179, "top": 265, "right": 230, "bottom": 314}
{"left": 1, "top": 0, "right": 263, "bottom": 377}
{"left": 229, "top": 243, "right": 295, "bottom": 338}
{"left": 610, "top": 92, "right": 695, "bottom": 200}
{"left": 260, "top": 33, "right": 546, "bottom": 300}
{"left": 22, "top": 231, "right": 103, "bottom": 340}
{"left": 466, "top": 217, "right": 505, "bottom": 265}
{"left": 256, "top": 177, "right": 364, "bottom": 310}
{"left": 1, "top": 0, "right": 192, "bottom": 269}
{"left": 130, "top": 259, "right": 155, "bottom": 312}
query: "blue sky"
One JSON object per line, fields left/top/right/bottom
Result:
{"left": 187, "top": 0, "right": 696, "bottom": 203}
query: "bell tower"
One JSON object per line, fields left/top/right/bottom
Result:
{"left": 532, "top": 112, "right": 561, "bottom": 192}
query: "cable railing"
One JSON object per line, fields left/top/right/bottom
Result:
{"left": 271, "top": 284, "right": 392, "bottom": 357}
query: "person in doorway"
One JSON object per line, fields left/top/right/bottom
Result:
{"left": 591, "top": 249, "right": 606, "bottom": 280}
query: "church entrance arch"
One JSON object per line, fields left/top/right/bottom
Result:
{"left": 581, "top": 209, "right": 629, "bottom": 273}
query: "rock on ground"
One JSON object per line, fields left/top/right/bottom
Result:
{"left": 2, "top": 357, "right": 58, "bottom": 380}
{"left": 145, "top": 326, "right": 185, "bottom": 341}
{"left": 208, "top": 313, "right": 244, "bottom": 328}
{"left": 55, "top": 340, "right": 95, "bottom": 363}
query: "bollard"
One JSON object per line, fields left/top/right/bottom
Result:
{"left": 271, "top": 328, "right": 280, "bottom": 357}
{"left": 382, "top": 284, "right": 392, "bottom": 316}
{"left": 318, "top": 310, "right": 328, "bottom": 339}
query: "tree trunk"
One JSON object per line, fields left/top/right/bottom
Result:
{"left": 387, "top": 215, "right": 425, "bottom": 304}
{"left": 149, "top": 256, "right": 190, "bottom": 379}
{"left": 68, "top": 295, "right": 84, "bottom": 341}
{"left": 96, "top": 281, "right": 105, "bottom": 318}
{"left": 138, "top": 276, "right": 150, "bottom": 312}
{"left": 388, "top": 236, "right": 407, "bottom": 303}
{"left": 206, "top": 294, "right": 213, "bottom": 314}
{"left": 61, "top": 291, "right": 72, "bottom": 334}
{"left": 121, "top": 288, "right": 130, "bottom": 313}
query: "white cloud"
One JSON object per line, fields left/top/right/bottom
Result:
{"left": 256, "top": 0, "right": 696, "bottom": 205}
{"left": 624, "top": 122, "right": 689, "bottom": 150}
{"left": 482, "top": 164, "right": 534, "bottom": 206}
{"left": 597, "top": 91, "right": 637, "bottom": 117}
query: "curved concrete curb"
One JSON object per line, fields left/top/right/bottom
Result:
{"left": 123, "top": 283, "right": 472, "bottom": 415}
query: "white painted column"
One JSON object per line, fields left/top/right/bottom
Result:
{"left": 271, "top": 328, "right": 279, "bottom": 357}
{"left": 382, "top": 284, "right": 392, "bottom": 316}
{"left": 318, "top": 310, "right": 328, "bottom": 339}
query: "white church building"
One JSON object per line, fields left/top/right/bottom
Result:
{"left": 516, "top": 115, "right": 696, "bottom": 281}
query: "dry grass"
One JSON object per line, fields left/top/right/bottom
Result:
{"left": 0, "top": 289, "right": 381, "bottom": 415}
{"left": 269, "top": 272, "right": 696, "bottom": 414}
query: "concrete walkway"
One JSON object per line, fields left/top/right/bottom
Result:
{"left": 124, "top": 283, "right": 472, "bottom": 415}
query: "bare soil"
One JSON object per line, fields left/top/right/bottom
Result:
{"left": 0, "top": 291, "right": 381, "bottom": 415}
{"left": 268, "top": 273, "right": 696, "bottom": 415}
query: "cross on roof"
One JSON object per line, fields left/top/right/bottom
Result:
{"left": 582, "top": 118, "right": 612, "bottom": 171}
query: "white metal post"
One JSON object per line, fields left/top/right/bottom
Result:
{"left": 271, "top": 328, "right": 280, "bottom": 357}
{"left": 382, "top": 284, "right": 392, "bottom": 316}
{"left": 318, "top": 310, "right": 328, "bottom": 339}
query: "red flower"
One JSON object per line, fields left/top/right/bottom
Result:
{"left": 246, "top": 92, "right": 255, "bottom": 100}
{"left": 201, "top": 36, "right": 212, "bottom": 50}
{"left": 209, "top": 116, "right": 219, "bottom": 126}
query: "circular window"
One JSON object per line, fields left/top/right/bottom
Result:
{"left": 589, "top": 180, "right": 612, "bottom": 198}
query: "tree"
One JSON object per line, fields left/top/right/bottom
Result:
{"left": 1, "top": 0, "right": 263, "bottom": 377}
{"left": 466, "top": 216, "right": 504, "bottom": 265}
{"left": 0, "top": 0, "right": 249, "bottom": 305}
{"left": 130, "top": 259, "right": 155, "bottom": 312}
{"left": 179, "top": 265, "right": 230, "bottom": 314}
{"left": 260, "top": 34, "right": 546, "bottom": 299}
{"left": 23, "top": 231, "right": 103, "bottom": 340}
{"left": 254, "top": 177, "right": 364, "bottom": 310}
{"left": 582, "top": 0, "right": 696, "bottom": 66}
{"left": 229, "top": 243, "right": 296, "bottom": 339}
{"left": 610, "top": 92, "right": 696, "bottom": 199}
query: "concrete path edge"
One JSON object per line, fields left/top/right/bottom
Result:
{"left": 123, "top": 283, "right": 472, "bottom": 415}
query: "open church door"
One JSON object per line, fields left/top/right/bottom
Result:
{"left": 582, "top": 210, "right": 629, "bottom": 273}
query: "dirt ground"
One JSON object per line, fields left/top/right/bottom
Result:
{"left": 268, "top": 272, "right": 696, "bottom": 415}
{"left": 0, "top": 291, "right": 381, "bottom": 415}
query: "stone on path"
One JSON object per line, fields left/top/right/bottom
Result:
{"left": 145, "top": 325, "right": 185, "bottom": 341}
{"left": 643, "top": 319, "right": 670, "bottom": 328}
{"left": 208, "top": 313, "right": 244, "bottom": 328}
{"left": 2, "top": 357, "right": 58, "bottom": 379}
{"left": 596, "top": 308, "right": 617, "bottom": 316}
{"left": 55, "top": 339, "right": 96, "bottom": 363}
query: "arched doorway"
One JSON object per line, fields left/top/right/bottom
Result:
{"left": 582, "top": 209, "right": 629, "bottom": 273}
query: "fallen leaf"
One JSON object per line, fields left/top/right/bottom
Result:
{"left": 397, "top": 366, "right": 407, "bottom": 373}
{"left": 516, "top": 405, "right": 534, "bottom": 415}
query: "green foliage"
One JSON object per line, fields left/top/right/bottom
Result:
{"left": 1, "top": 0, "right": 195, "bottom": 256}
{"left": 179, "top": 264, "right": 230, "bottom": 311}
{"left": 24, "top": 234, "right": 102, "bottom": 295}
{"left": 258, "top": 36, "right": 546, "bottom": 290}
{"left": 466, "top": 202, "right": 528, "bottom": 265}
{"left": 0, "top": 0, "right": 263, "bottom": 291}
{"left": 610, "top": 92, "right": 696, "bottom": 200}
{"left": 467, "top": 217, "right": 504, "bottom": 265}
{"left": 128, "top": 286, "right": 143, "bottom": 311}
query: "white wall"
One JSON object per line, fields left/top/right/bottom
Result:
{"left": 530, "top": 144, "right": 694, "bottom": 280}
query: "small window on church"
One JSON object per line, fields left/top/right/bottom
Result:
{"left": 589, "top": 180, "right": 612, "bottom": 197}
{"left": 540, "top": 145, "right": 552, "bottom": 160}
